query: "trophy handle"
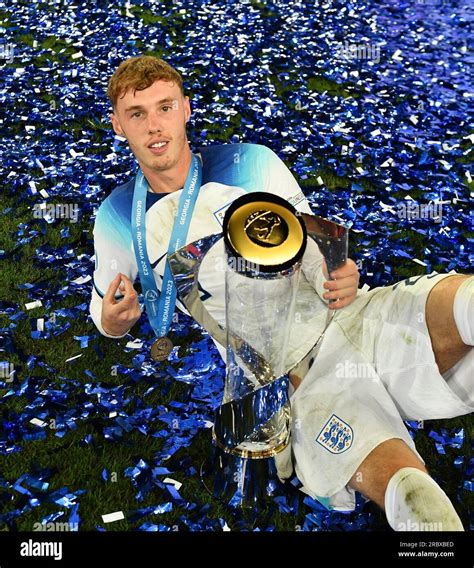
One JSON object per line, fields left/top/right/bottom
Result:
{"left": 286, "top": 213, "right": 349, "bottom": 378}
{"left": 167, "top": 233, "right": 227, "bottom": 347}
{"left": 297, "top": 212, "right": 348, "bottom": 275}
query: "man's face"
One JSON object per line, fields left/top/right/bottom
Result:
{"left": 111, "top": 79, "right": 191, "bottom": 173}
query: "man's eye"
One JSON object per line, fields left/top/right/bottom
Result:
{"left": 162, "top": 106, "right": 172, "bottom": 112}
{"left": 132, "top": 111, "right": 142, "bottom": 118}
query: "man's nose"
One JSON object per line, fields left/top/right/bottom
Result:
{"left": 147, "top": 111, "right": 162, "bottom": 133}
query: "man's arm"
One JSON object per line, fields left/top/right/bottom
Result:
{"left": 90, "top": 198, "right": 142, "bottom": 337}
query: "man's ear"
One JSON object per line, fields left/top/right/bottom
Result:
{"left": 184, "top": 96, "right": 191, "bottom": 123}
{"left": 111, "top": 112, "right": 125, "bottom": 137}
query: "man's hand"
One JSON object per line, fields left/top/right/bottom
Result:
{"left": 322, "top": 258, "right": 360, "bottom": 310}
{"left": 101, "top": 273, "right": 141, "bottom": 336}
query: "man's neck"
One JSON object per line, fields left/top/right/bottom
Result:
{"left": 140, "top": 147, "right": 193, "bottom": 194}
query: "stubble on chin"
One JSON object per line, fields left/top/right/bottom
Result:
{"left": 150, "top": 152, "right": 178, "bottom": 172}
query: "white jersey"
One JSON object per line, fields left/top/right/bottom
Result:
{"left": 90, "top": 143, "right": 330, "bottom": 369}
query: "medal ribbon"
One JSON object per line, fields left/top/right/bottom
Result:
{"left": 131, "top": 154, "right": 202, "bottom": 340}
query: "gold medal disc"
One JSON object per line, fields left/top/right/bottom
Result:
{"left": 151, "top": 336, "right": 174, "bottom": 361}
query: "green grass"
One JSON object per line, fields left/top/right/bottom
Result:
{"left": 0, "top": 2, "right": 472, "bottom": 533}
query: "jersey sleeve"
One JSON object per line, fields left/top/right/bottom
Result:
{"left": 89, "top": 198, "right": 141, "bottom": 337}
{"left": 256, "top": 145, "right": 313, "bottom": 215}
{"left": 256, "top": 146, "right": 328, "bottom": 302}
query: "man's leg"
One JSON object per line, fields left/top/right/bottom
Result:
{"left": 346, "top": 275, "right": 472, "bottom": 530}
{"left": 349, "top": 439, "right": 464, "bottom": 531}
{"left": 426, "top": 275, "right": 472, "bottom": 373}
{"left": 291, "top": 274, "right": 472, "bottom": 530}
{"left": 349, "top": 439, "right": 426, "bottom": 508}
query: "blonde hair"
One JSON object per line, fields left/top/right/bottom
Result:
{"left": 107, "top": 55, "right": 184, "bottom": 107}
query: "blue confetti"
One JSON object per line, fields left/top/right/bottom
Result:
{"left": 0, "top": 0, "right": 471, "bottom": 533}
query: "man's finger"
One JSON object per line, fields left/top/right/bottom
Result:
{"left": 119, "top": 274, "right": 136, "bottom": 296}
{"left": 324, "top": 276, "right": 358, "bottom": 291}
{"left": 323, "top": 286, "right": 356, "bottom": 301}
{"left": 328, "top": 296, "right": 354, "bottom": 310}
{"left": 103, "top": 273, "right": 122, "bottom": 305}
{"left": 330, "top": 269, "right": 359, "bottom": 280}
{"left": 119, "top": 274, "right": 138, "bottom": 306}
{"left": 331, "top": 261, "right": 358, "bottom": 279}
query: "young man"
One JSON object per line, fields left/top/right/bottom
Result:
{"left": 90, "top": 55, "right": 473, "bottom": 531}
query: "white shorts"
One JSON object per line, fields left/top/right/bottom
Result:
{"left": 287, "top": 272, "right": 474, "bottom": 511}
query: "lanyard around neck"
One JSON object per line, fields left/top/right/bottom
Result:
{"left": 131, "top": 154, "right": 202, "bottom": 338}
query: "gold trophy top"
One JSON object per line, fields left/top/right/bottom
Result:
{"left": 224, "top": 193, "right": 306, "bottom": 270}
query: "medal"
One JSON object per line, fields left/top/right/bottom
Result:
{"left": 151, "top": 336, "right": 174, "bottom": 361}
{"left": 132, "top": 155, "right": 202, "bottom": 364}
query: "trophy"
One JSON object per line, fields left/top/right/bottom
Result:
{"left": 168, "top": 192, "right": 348, "bottom": 507}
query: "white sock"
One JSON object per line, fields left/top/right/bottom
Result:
{"left": 453, "top": 277, "right": 474, "bottom": 346}
{"left": 384, "top": 467, "right": 464, "bottom": 531}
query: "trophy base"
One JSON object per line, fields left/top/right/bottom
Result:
{"left": 212, "top": 430, "right": 289, "bottom": 459}
{"left": 200, "top": 442, "right": 293, "bottom": 509}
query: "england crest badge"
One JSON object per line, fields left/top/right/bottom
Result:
{"left": 316, "top": 414, "right": 354, "bottom": 454}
